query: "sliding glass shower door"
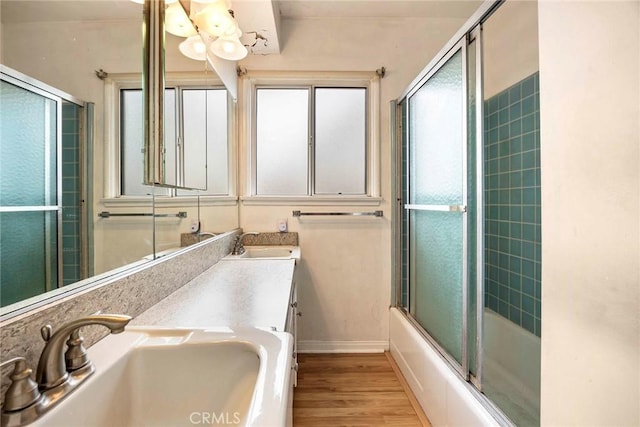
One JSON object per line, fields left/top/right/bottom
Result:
{"left": 0, "top": 68, "right": 90, "bottom": 308}
{"left": 0, "top": 78, "right": 60, "bottom": 305}
{"left": 404, "top": 41, "right": 469, "bottom": 374}
{"left": 396, "top": 5, "right": 542, "bottom": 423}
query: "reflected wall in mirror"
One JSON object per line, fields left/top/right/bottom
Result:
{"left": 0, "top": 0, "right": 239, "bottom": 313}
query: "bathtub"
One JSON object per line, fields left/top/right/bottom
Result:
{"left": 390, "top": 308, "right": 541, "bottom": 426}
{"left": 389, "top": 308, "right": 498, "bottom": 426}
{"left": 483, "top": 309, "right": 541, "bottom": 426}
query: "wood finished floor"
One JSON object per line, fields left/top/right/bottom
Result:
{"left": 293, "top": 353, "right": 430, "bottom": 426}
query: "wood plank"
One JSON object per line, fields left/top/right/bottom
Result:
{"left": 293, "top": 353, "right": 430, "bottom": 427}
{"left": 293, "top": 399, "right": 414, "bottom": 409}
{"left": 293, "top": 416, "right": 404, "bottom": 426}
{"left": 293, "top": 391, "right": 411, "bottom": 401}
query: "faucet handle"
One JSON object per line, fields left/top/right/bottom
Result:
{"left": 64, "top": 329, "right": 90, "bottom": 372}
{"left": 64, "top": 310, "right": 103, "bottom": 371}
{"left": 0, "top": 358, "right": 42, "bottom": 412}
{"left": 40, "top": 325, "right": 53, "bottom": 342}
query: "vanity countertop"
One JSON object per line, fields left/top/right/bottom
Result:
{"left": 131, "top": 259, "right": 296, "bottom": 331}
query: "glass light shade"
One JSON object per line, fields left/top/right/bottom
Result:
{"left": 165, "top": 2, "right": 197, "bottom": 37}
{"left": 179, "top": 35, "right": 207, "bottom": 61}
{"left": 210, "top": 31, "right": 247, "bottom": 61}
{"left": 192, "top": 2, "right": 236, "bottom": 37}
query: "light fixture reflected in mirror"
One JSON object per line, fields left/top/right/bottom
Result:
{"left": 165, "top": 2, "right": 197, "bottom": 37}
{"left": 179, "top": 34, "right": 208, "bottom": 61}
{"left": 160, "top": 0, "right": 248, "bottom": 63}
{"left": 210, "top": 29, "right": 248, "bottom": 61}
{"left": 192, "top": 1, "right": 236, "bottom": 37}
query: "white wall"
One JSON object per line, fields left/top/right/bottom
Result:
{"left": 538, "top": 1, "right": 640, "bottom": 425}
{"left": 483, "top": 0, "right": 539, "bottom": 98}
{"left": 238, "top": 16, "right": 467, "bottom": 350}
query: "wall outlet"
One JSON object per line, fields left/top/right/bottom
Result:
{"left": 190, "top": 220, "right": 200, "bottom": 233}
{"left": 277, "top": 218, "right": 288, "bottom": 232}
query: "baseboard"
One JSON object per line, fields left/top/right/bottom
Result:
{"left": 297, "top": 340, "right": 388, "bottom": 353}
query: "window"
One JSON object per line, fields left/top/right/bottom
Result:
{"left": 117, "top": 81, "right": 230, "bottom": 198}
{"left": 255, "top": 88, "right": 309, "bottom": 195}
{"left": 315, "top": 88, "right": 366, "bottom": 194}
{"left": 247, "top": 73, "right": 380, "bottom": 201}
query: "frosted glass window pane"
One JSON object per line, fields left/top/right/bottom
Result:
{"left": 0, "top": 80, "right": 57, "bottom": 207}
{"left": 181, "top": 89, "right": 228, "bottom": 194}
{"left": 315, "top": 88, "right": 366, "bottom": 194}
{"left": 181, "top": 89, "right": 207, "bottom": 190}
{"left": 409, "top": 50, "right": 463, "bottom": 205}
{"left": 256, "top": 89, "right": 309, "bottom": 195}
{"left": 163, "top": 89, "right": 177, "bottom": 186}
{"left": 121, "top": 89, "right": 170, "bottom": 196}
{"left": 410, "top": 210, "right": 464, "bottom": 363}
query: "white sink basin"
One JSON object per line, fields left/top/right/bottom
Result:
{"left": 34, "top": 327, "right": 292, "bottom": 427}
{"left": 223, "top": 246, "right": 301, "bottom": 261}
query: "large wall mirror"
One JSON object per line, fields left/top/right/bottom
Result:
{"left": 0, "top": 0, "right": 240, "bottom": 315}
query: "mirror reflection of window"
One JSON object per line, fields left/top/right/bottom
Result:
{"left": 180, "top": 89, "right": 228, "bottom": 194}
{"left": 121, "top": 89, "right": 170, "bottom": 196}
{"left": 120, "top": 87, "right": 229, "bottom": 196}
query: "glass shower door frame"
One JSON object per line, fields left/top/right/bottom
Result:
{"left": 403, "top": 38, "right": 470, "bottom": 379}
{"left": 469, "top": 25, "right": 485, "bottom": 391}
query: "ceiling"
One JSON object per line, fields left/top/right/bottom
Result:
{"left": 276, "top": 0, "right": 483, "bottom": 19}
{"left": 0, "top": 0, "right": 482, "bottom": 57}
{"left": 1, "top": 0, "right": 483, "bottom": 23}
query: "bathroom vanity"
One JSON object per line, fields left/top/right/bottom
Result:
{"left": 0, "top": 235, "right": 300, "bottom": 427}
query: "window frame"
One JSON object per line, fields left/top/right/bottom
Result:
{"left": 103, "top": 72, "right": 237, "bottom": 208}
{"left": 241, "top": 72, "right": 381, "bottom": 206}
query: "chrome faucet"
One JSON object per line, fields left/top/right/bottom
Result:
{"left": 1, "top": 314, "right": 131, "bottom": 426}
{"left": 36, "top": 314, "right": 131, "bottom": 390}
{"left": 232, "top": 232, "right": 259, "bottom": 255}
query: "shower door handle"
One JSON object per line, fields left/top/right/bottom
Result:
{"left": 404, "top": 204, "right": 467, "bottom": 213}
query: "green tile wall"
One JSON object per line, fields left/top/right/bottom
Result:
{"left": 62, "top": 103, "right": 81, "bottom": 286}
{"left": 484, "top": 73, "right": 541, "bottom": 337}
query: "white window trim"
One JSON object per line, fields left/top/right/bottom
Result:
{"left": 102, "top": 72, "right": 238, "bottom": 208}
{"left": 240, "top": 71, "right": 381, "bottom": 205}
